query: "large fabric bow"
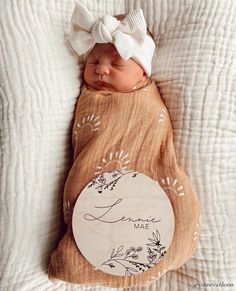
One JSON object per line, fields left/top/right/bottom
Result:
{"left": 70, "top": 2, "right": 147, "bottom": 60}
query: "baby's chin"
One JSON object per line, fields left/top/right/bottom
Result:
{"left": 89, "top": 81, "right": 114, "bottom": 91}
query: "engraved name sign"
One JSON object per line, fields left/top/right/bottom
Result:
{"left": 72, "top": 170, "right": 175, "bottom": 276}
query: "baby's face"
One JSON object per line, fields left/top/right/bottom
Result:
{"left": 84, "top": 43, "right": 146, "bottom": 92}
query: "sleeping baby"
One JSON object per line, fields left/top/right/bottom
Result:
{"left": 48, "top": 2, "right": 200, "bottom": 288}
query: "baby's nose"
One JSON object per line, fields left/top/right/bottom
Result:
{"left": 96, "top": 63, "right": 110, "bottom": 75}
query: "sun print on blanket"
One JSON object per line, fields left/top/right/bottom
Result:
{"left": 74, "top": 114, "right": 101, "bottom": 140}
{"left": 63, "top": 200, "right": 72, "bottom": 222}
{"left": 150, "top": 268, "right": 168, "bottom": 282}
{"left": 158, "top": 107, "right": 167, "bottom": 122}
{"left": 193, "top": 223, "right": 199, "bottom": 241}
{"left": 95, "top": 151, "right": 130, "bottom": 175}
{"left": 159, "top": 177, "right": 185, "bottom": 196}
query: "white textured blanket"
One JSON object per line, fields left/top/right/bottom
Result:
{"left": 0, "top": 0, "right": 235, "bottom": 290}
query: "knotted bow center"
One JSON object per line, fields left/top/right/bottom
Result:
{"left": 91, "top": 15, "right": 120, "bottom": 43}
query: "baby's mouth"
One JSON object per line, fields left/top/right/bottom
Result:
{"left": 95, "top": 81, "right": 112, "bottom": 90}
{"left": 97, "top": 81, "right": 109, "bottom": 86}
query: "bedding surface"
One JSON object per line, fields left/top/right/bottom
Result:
{"left": 0, "top": 0, "right": 235, "bottom": 290}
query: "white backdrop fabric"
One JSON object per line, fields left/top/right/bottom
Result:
{"left": 0, "top": 0, "right": 236, "bottom": 290}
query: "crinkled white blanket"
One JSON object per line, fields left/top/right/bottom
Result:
{"left": 0, "top": 0, "right": 236, "bottom": 290}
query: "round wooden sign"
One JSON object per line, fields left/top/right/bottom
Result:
{"left": 72, "top": 170, "right": 174, "bottom": 276}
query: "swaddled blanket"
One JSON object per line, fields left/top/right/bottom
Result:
{"left": 48, "top": 80, "right": 200, "bottom": 287}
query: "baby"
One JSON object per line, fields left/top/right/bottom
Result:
{"left": 48, "top": 3, "right": 200, "bottom": 287}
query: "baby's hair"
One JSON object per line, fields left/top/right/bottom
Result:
{"left": 115, "top": 14, "right": 154, "bottom": 39}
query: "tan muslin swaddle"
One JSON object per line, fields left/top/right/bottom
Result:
{"left": 48, "top": 80, "right": 200, "bottom": 287}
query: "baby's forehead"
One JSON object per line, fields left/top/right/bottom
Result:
{"left": 89, "top": 43, "right": 119, "bottom": 57}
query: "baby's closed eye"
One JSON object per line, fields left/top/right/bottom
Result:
{"left": 112, "top": 62, "right": 129, "bottom": 68}
{"left": 112, "top": 63, "right": 123, "bottom": 67}
{"left": 88, "top": 61, "right": 98, "bottom": 65}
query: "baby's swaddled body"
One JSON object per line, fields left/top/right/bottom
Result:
{"left": 48, "top": 80, "right": 200, "bottom": 287}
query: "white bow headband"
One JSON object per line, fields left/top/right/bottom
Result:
{"left": 70, "top": 2, "right": 155, "bottom": 76}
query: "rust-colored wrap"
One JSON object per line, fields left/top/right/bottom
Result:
{"left": 48, "top": 80, "right": 200, "bottom": 288}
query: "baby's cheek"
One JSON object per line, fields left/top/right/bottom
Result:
{"left": 84, "top": 68, "right": 93, "bottom": 84}
{"left": 117, "top": 72, "right": 133, "bottom": 85}
{"left": 135, "top": 70, "right": 145, "bottom": 81}
{"left": 119, "top": 79, "right": 137, "bottom": 91}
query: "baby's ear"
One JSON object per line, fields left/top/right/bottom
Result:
{"left": 142, "top": 72, "right": 147, "bottom": 80}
